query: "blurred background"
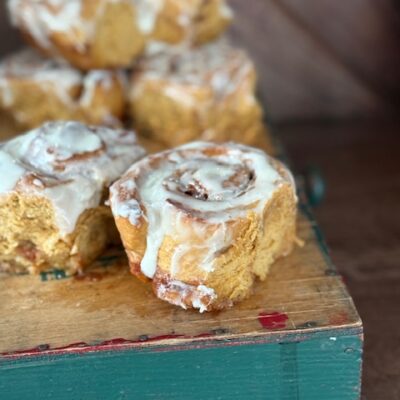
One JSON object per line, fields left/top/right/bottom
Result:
{"left": 1, "top": 1, "right": 399, "bottom": 398}
{"left": 2, "top": 1, "right": 400, "bottom": 121}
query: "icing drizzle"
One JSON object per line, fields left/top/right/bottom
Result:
{"left": 0, "top": 121, "right": 145, "bottom": 235}
{"left": 8, "top": 0, "right": 232, "bottom": 55}
{"left": 110, "top": 141, "right": 295, "bottom": 279}
{"left": 0, "top": 48, "right": 124, "bottom": 123}
{"left": 131, "top": 40, "right": 256, "bottom": 105}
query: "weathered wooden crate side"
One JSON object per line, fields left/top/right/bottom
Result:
{"left": 0, "top": 331, "right": 362, "bottom": 400}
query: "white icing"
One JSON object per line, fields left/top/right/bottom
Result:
{"left": 177, "top": 14, "right": 191, "bottom": 27}
{"left": 133, "top": 0, "right": 164, "bottom": 34}
{"left": 32, "top": 178, "right": 44, "bottom": 188}
{"left": 0, "top": 48, "right": 123, "bottom": 118}
{"left": 8, "top": 0, "right": 94, "bottom": 52}
{"left": 144, "top": 40, "right": 177, "bottom": 56}
{"left": 1, "top": 121, "right": 145, "bottom": 235}
{"left": 0, "top": 82, "right": 15, "bottom": 107}
{"left": 7, "top": 0, "right": 166, "bottom": 52}
{"left": 156, "top": 280, "right": 217, "bottom": 313}
{"left": 131, "top": 40, "right": 255, "bottom": 106}
{"left": 116, "top": 199, "right": 142, "bottom": 225}
{"left": 219, "top": 1, "right": 233, "bottom": 19}
{"left": 42, "top": 175, "right": 101, "bottom": 234}
{"left": 163, "top": 86, "right": 197, "bottom": 108}
{"left": 110, "top": 142, "right": 295, "bottom": 280}
{"left": 0, "top": 48, "right": 82, "bottom": 108}
{"left": 38, "top": 122, "right": 103, "bottom": 159}
{"left": 8, "top": 0, "right": 231, "bottom": 58}
{"left": 79, "top": 70, "right": 114, "bottom": 108}
{"left": 193, "top": 285, "right": 216, "bottom": 313}
{"left": 0, "top": 150, "right": 26, "bottom": 192}
{"left": 0, "top": 48, "right": 81, "bottom": 81}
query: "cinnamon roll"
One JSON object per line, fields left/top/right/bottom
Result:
{"left": 0, "top": 48, "right": 126, "bottom": 132}
{"left": 110, "top": 142, "right": 297, "bottom": 312}
{"left": 129, "top": 41, "right": 264, "bottom": 147}
{"left": 0, "top": 121, "right": 145, "bottom": 274}
{"left": 7, "top": 0, "right": 232, "bottom": 70}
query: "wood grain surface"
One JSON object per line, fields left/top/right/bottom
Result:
{"left": 279, "top": 118, "right": 400, "bottom": 400}
{"left": 0, "top": 210, "right": 361, "bottom": 355}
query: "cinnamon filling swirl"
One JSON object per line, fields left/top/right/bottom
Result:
{"left": 110, "top": 141, "right": 294, "bottom": 279}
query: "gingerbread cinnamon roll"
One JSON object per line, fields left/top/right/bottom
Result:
{"left": 0, "top": 121, "right": 145, "bottom": 274}
{"left": 110, "top": 142, "right": 298, "bottom": 312}
{"left": 7, "top": 0, "right": 232, "bottom": 70}
{"left": 129, "top": 40, "right": 264, "bottom": 147}
{"left": 0, "top": 48, "right": 126, "bottom": 132}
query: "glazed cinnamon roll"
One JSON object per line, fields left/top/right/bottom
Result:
{"left": 8, "top": 0, "right": 232, "bottom": 70}
{"left": 0, "top": 121, "right": 145, "bottom": 274}
{"left": 0, "top": 49, "right": 126, "bottom": 132}
{"left": 129, "top": 40, "right": 264, "bottom": 147}
{"left": 110, "top": 142, "right": 298, "bottom": 312}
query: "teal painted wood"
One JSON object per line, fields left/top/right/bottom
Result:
{"left": 0, "top": 334, "right": 362, "bottom": 400}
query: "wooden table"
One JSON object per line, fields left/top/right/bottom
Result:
{"left": 279, "top": 118, "right": 400, "bottom": 400}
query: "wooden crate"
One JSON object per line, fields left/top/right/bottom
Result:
{"left": 0, "top": 129, "right": 362, "bottom": 400}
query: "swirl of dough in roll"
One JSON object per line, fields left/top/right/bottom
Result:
{"left": 110, "top": 141, "right": 298, "bottom": 312}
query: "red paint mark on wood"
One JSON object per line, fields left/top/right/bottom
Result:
{"left": 1, "top": 332, "right": 214, "bottom": 359}
{"left": 5, "top": 346, "right": 46, "bottom": 356}
{"left": 100, "top": 338, "right": 134, "bottom": 346}
{"left": 329, "top": 311, "right": 349, "bottom": 326}
{"left": 5, "top": 342, "right": 87, "bottom": 356}
{"left": 258, "top": 311, "right": 288, "bottom": 330}
{"left": 192, "top": 333, "right": 213, "bottom": 339}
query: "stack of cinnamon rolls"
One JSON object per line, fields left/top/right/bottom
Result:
{"left": 0, "top": 0, "right": 299, "bottom": 312}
